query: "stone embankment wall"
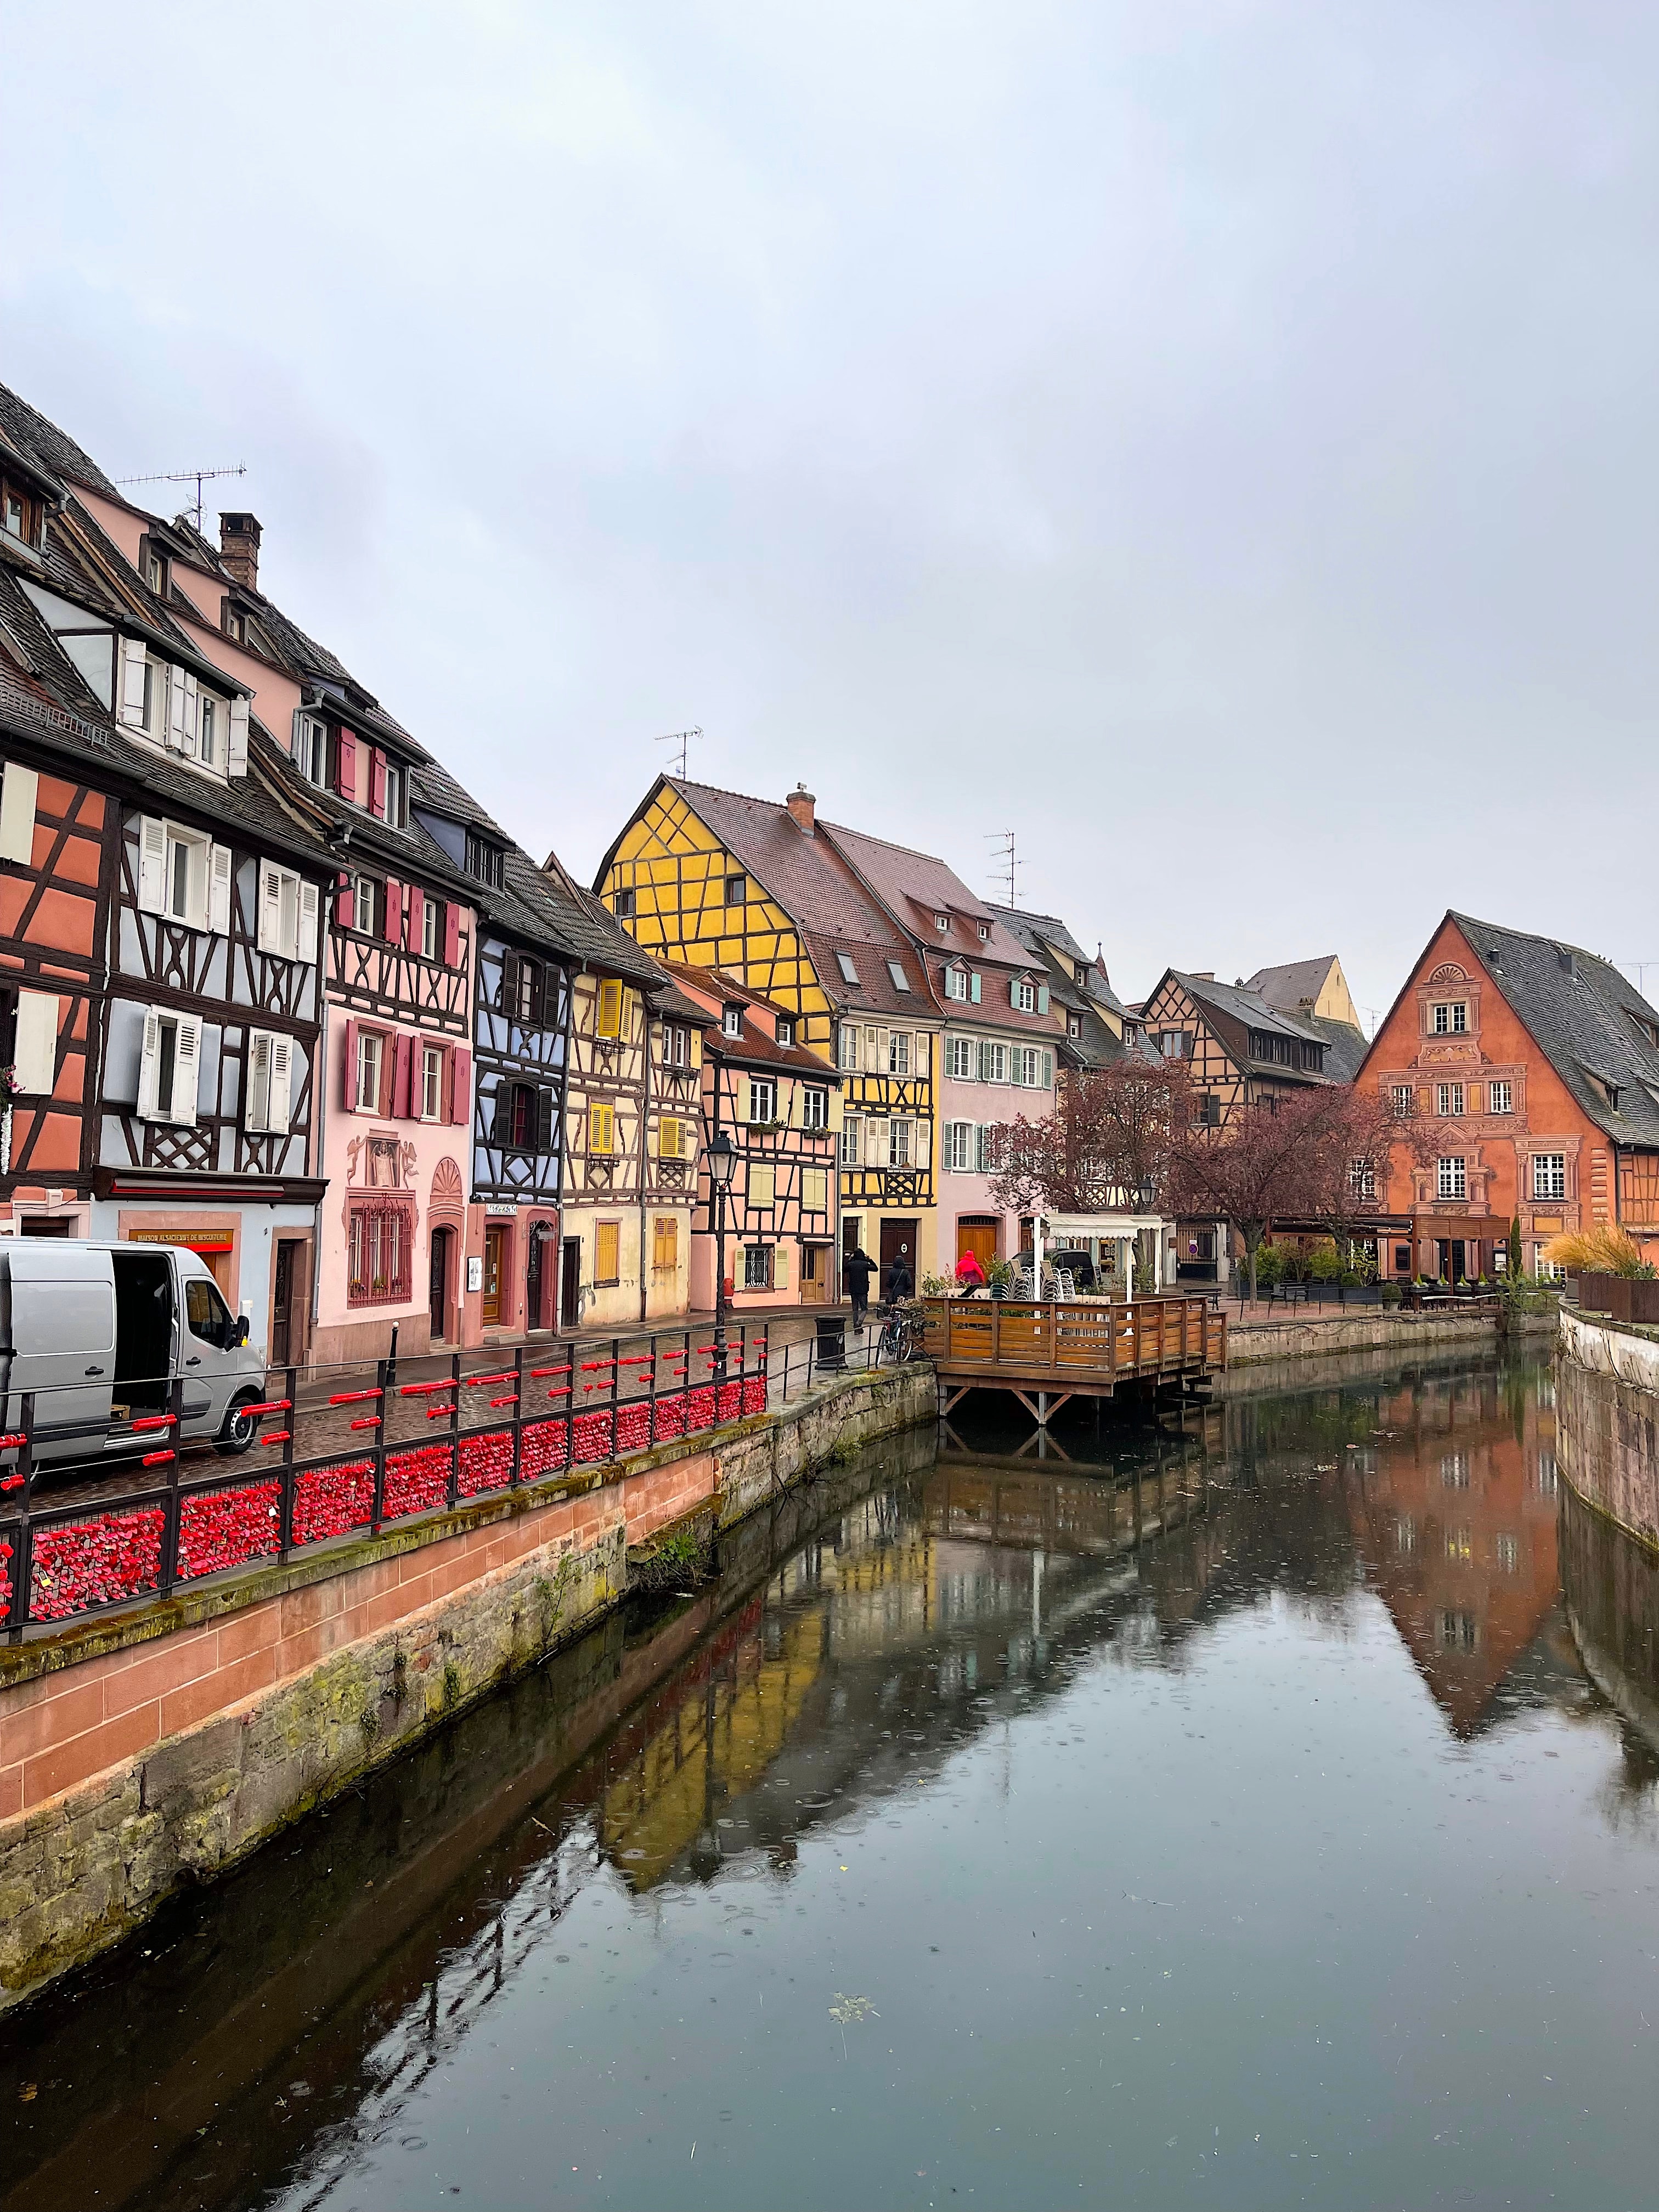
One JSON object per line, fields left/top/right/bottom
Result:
{"left": 0, "top": 1363, "right": 936, "bottom": 2011}
{"left": 1215, "top": 1306, "right": 1554, "bottom": 1386}
{"left": 1555, "top": 1307, "right": 1659, "bottom": 1551}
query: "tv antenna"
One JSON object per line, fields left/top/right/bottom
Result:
{"left": 656, "top": 726, "right": 703, "bottom": 779}
{"left": 114, "top": 463, "right": 247, "bottom": 533}
{"left": 1621, "top": 959, "right": 1659, "bottom": 997}
{"left": 987, "top": 831, "right": 1017, "bottom": 907}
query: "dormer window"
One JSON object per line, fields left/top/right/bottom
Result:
{"left": 723, "top": 1004, "right": 743, "bottom": 1039}
{"left": 835, "top": 950, "right": 860, "bottom": 985}
{"left": 1014, "top": 977, "right": 1037, "bottom": 1013}
{"left": 465, "top": 831, "right": 504, "bottom": 888}
{"left": 222, "top": 602, "right": 245, "bottom": 646}
{"left": 382, "top": 760, "right": 403, "bottom": 828}
{"left": 293, "top": 713, "right": 328, "bottom": 787}
{"left": 141, "top": 541, "right": 170, "bottom": 597}
{"left": 776, "top": 1015, "right": 794, "bottom": 1047}
{"left": 977, "top": 923, "right": 990, "bottom": 944}
{"left": 1074, "top": 961, "right": 1088, "bottom": 988}
{"left": 0, "top": 478, "right": 42, "bottom": 550}
{"left": 1068, "top": 1012, "right": 1083, "bottom": 1038}
{"left": 944, "top": 966, "right": 968, "bottom": 1003}
{"left": 888, "top": 961, "right": 911, "bottom": 992}
{"left": 934, "top": 913, "right": 949, "bottom": 933}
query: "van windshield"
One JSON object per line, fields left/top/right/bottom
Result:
{"left": 186, "top": 1278, "right": 238, "bottom": 1351}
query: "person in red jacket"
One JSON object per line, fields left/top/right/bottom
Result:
{"left": 955, "top": 1250, "right": 987, "bottom": 1295}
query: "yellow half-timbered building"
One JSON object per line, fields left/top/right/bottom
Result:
{"left": 595, "top": 778, "right": 940, "bottom": 1289}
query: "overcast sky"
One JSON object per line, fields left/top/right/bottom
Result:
{"left": 7, "top": 2, "right": 1658, "bottom": 1023}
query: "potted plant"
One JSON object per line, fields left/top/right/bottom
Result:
{"left": 986, "top": 1258, "right": 1017, "bottom": 1301}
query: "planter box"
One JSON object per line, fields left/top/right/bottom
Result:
{"left": 1592, "top": 1276, "right": 1659, "bottom": 1324}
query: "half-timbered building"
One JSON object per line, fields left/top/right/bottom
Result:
{"left": 989, "top": 906, "right": 1128, "bottom": 1069}
{"left": 594, "top": 777, "right": 936, "bottom": 1293}
{"left": 661, "top": 965, "right": 841, "bottom": 1309}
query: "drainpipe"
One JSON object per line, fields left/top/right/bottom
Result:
{"left": 638, "top": 988, "right": 651, "bottom": 1325}
{"left": 556, "top": 961, "right": 579, "bottom": 1327}
{"left": 309, "top": 876, "right": 338, "bottom": 1355}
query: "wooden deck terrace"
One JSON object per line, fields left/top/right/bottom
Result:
{"left": 919, "top": 1295, "right": 1227, "bottom": 1424}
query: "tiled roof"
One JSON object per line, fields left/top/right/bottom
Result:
{"left": 1166, "top": 970, "right": 1342, "bottom": 1087}
{"left": 798, "top": 929, "right": 933, "bottom": 1019}
{"left": 820, "top": 820, "right": 1031, "bottom": 968}
{"left": 1244, "top": 955, "right": 1340, "bottom": 1013}
{"left": 0, "top": 381, "right": 118, "bottom": 498}
{"left": 1306, "top": 1015, "right": 1368, "bottom": 1084}
{"left": 1442, "top": 912, "right": 1659, "bottom": 1147}
{"left": 657, "top": 962, "right": 843, "bottom": 1076}
{"left": 990, "top": 904, "right": 1128, "bottom": 1020}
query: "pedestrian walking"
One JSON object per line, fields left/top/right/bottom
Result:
{"left": 844, "top": 1245, "right": 877, "bottom": 1331}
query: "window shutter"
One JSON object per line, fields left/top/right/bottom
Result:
{"left": 369, "top": 748, "right": 387, "bottom": 819}
{"left": 138, "top": 816, "right": 167, "bottom": 914}
{"left": 406, "top": 885, "right": 424, "bottom": 955}
{"left": 335, "top": 727, "right": 357, "bottom": 799}
{"left": 173, "top": 1017, "right": 201, "bottom": 1125}
{"left": 269, "top": 1035, "right": 292, "bottom": 1133}
{"left": 1036, "top": 983, "right": 1049, "bottom": 1015}
{"left": 1008, "top": 977, "right": 1020, "bottom": 1008}
{"left": 342, "top": 1017, "right": 358, "bottom": 1111}
{"left": 1042, "top": 1049, "right": 1053, "bottom": 1088}
{"left": 537, "top": 1087, "right": 555, "bottom": 1153}
{"left": 976, "top": 1125, "right": 993, "bottom": 1173}
{"left": 0, "top": 763, "right": 37, "bottom": 866}
{"left": 117, "top": 637, "right": 148, "bottom": 727}
{"left": 179, "top": 672, "right": 200, "bottom": 760}
{"left": 970, "top": 971, "right": 981, "bottom": 1004}
{"left": 137, "top": 1009, "right": 161, "bottom": 1119}
{"left": 228, "top": 695, "right": 249, "bottom": 777}
{"left": 205, "top": 844, "right": 232, "bottom": 936}
{"left": 246, "top": 1031, "right": 271, "bottom": 1132}
{"left": 449, "top": 1046, "right": 471, "bottom": 1125}
{"left": 13, "top": 991, "right": 58, "bottom": 1096}
{"left": 392, "top": 1032, "right": 411, "bottom": 1118}
{"left": 774, "top": 1244, "right": 789, "bottom": 1290}
{"left": 254, "top": 862, "right": 281, "bottom": 952}
{"left": 443, "top": 901, "right": 460, "bottom": 967}
{"left": 384, "top": 878, "right": 403, "bottom": 946}
{"left": 978, "top": 1040, "right": 993, "bottom": 1082}
{"left": 298, "top": 879, "right": 320, "bottom": 963}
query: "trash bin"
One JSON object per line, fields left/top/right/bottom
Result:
{"left": 815, "top": 1313, "right": 847, "bottom": 1371}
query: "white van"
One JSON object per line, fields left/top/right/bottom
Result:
{"left": 0, "top": 1241, "right": 269, "bottom": 1470}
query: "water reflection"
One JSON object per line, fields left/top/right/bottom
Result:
{"left": 5, "top": 1351, "right": 1659, "bottom": 2212}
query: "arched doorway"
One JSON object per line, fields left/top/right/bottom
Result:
{"left": 430, "top": 1226, "right": 454, "bottom": 1344}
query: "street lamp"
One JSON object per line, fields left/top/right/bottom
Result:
{"left": 707, "top": 1128, "right": 737, "bottom": 1381}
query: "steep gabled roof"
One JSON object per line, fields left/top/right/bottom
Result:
{"left": 0, "top": 381, "right": 119, "bottom": 498}
{"left": 1155, "top": 969, "right": 1342, "bottom": 1087}
{"left": 657, "top": 962, "right": 844, "bottom": 1076}
{"left": 991, "top": 904, "right": 1128, "bottom": 1020}
{"left": 817, "top": 820, "right": 1030, "bottom": 968}
{"left": 1243, "top": 956, "right": 1339, "bottom": 1012}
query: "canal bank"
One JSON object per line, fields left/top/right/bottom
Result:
{"left": 1221, "top": 1302, "right": 1556, "bottom": 1372}
{"left": 0, "top": 1361, "right": 936, "bottom": 2012}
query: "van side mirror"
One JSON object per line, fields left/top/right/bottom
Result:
{"left": 235, "top": 1315, "right": 250, "bottom": 1347}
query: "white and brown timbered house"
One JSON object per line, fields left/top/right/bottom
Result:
{"left": 661, "top": 966, "right": 841, "bottom": 1308}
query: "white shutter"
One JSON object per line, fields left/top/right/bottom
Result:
{"left": 297, "top": 878, "right": 319, "bottom": 963}
{"left": 868, "top": 1118, "right": 889, "bottom": 1168}
{"left": 13, "top": 991, "right": 58, "bottom": 1095}
{"left": 228, "top": 695, "right": 249, "bottom": 777}
{"left": 180, "top": 671, "right": 200, "bottom": 760}
{"left": 166, "top": 666, "right": 188, "bottom": 753}
{"left": 245, "top": 1031, "right": 271, "bottom": 1132}
{"left": 137, "top": 816, "right": 167, "bottom": 914}
{"left": 117, "top": 637, "right": 148, "bottom": 727}
{"left": 208, "top": 844, "right": 233, "bottom": 935}
{"left": 256, "top": 862, "right": 282, "bottom": 952}
{"left": 0, "top": 763, "right": 38, "bottom": 866}
{"left": 172, "top": 1016, "right": 201, "bottom": 1125}
{"left": 269, "top": 1035, "right": 292, "bottom": 1132}
{"left": 137, "top": 1010, "right": 161, "bottom": 1119}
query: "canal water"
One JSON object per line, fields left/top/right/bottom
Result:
{"left": 4, "top": 1348, "right": 1659, "bottom": 2212}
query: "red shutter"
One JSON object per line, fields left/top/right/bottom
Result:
{"left": 392, "top": 1032, "right": 411, "bottom": 1118}
{"left": 450, "top": 1046, "right": 471, "bottom": 1126}
{"left": 342, "top": 1017, "right": 358, "bottom": 1111}
{"left": 369, "top": 747, "right": 387, "bottom": 819}
{"left": 407, "top": 884, "right": 424, "bottom": 953}
{"left": 335, "top": 870, "right": 354, "bottom": 932}
{"left": 335, "top": 727, "right": 358, "bottom": 800}
{"left": 385, "top": 878, "right": 404, "bottom": 945}
{"left": 443, "top": 901, "right": 460, "bottom": 967}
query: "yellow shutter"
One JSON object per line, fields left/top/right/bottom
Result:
{"left": 597, "top": 979, "right": 623, "bottom": 1038}
{"left": 652, "top": 1216, "right": 679, "bottom": 1271}
{"left": 803, "top": 1167, "right": 827, "bottom": 1213}
{"left": 596, "top": 1221, "right": 620, "bottom": 1282}
{"left": 590, "top": 1101, "right": 614, "bottom": 1154}
{"left": 748, "top": 1162, "right": 775, "bottom": 1209}
{"left": 773, "top": 1244, "right": 789, "bottom": 1289}
{"left": 659, "top": 1115, "right": 681, "bottom": 1159}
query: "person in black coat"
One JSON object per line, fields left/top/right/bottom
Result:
{"left": 883, "top": 1251, "right": 913, "bottom": 1307}
{"left": 844, "top": 1246, "right": 877, "bottom": 1330}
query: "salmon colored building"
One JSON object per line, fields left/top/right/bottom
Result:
{"left": 1360, "top": 912, "right": 1659, "bottom": 1282}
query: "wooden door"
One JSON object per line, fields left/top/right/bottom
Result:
{"left": 272, "top": 1239, "right": 301, "bottom": 1365}
{"left": 560, "top": 1237, "right": 582, "bottom": 1330}
{"left": 430, "top": 1227, "right": 452, "bottom": 1342}
{"left": 956, "top": 1217, "right": 998, "bottom": 1269}
{"left": 879, "top": 1218, "right": 917, "bottom": 1296}
{"left": 526, "top": 1226, "right": 546, "bottom": 1329}
{"left": 800, "top": 1244, "right": 827, "bottom": 1302}
{"left": 482, "top": 1224, "right": 507, "bottom": 1327}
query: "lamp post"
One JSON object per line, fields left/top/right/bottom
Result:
{"left": 707, "top": 1127, "right": 737, "bottom": 1383}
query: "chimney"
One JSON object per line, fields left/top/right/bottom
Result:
{"left": 1191, "top": 970, "right": 1215, "bottom": 981}
{"left": 787, "top": 783, "right": 816, "bottom": 834}
{"left": 1557, "top": 946, "right": 1576, "bottom": 978}
{"left": 219, "top": 511, "right": 261, "bottom": 591}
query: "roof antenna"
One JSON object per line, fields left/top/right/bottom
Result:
{"left": 656, "top": 726, "right": 703, "bottom": 779}
{"left": 114, "top": 462, "right": 247, "bottom": 533}
{"left": 987, "top": 830, "right": 1016, "bottom": 907}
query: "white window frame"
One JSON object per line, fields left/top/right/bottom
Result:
{"left": 1532, "top": 1153, "right": 1566, "bottom": 1201}
{"left": 1391, "top": 1084, "right": 1415, "bottom": 1118}
{"left": 1489, "top": 1080, "right": 1513, "bottom": 1114}
{"left": 293, "top": 712, "right": 328, "bottom": 787}
{"left": 800, "top": 1086, "right": 828, "bottom": 1132}
{"left": 421, "top": 896, "right": 439, "bottom": 962}
{"left": 1014, "top": 978, "right": 1036, "bottom": 1013}
{"left": 356, "top": 1029, "right": 383, "bottom": 1114}
{"left": 1435, "top": 1082, "right": 1465, "bottom": 1117}
{"left": 944, "top": 966, "right": 968, "bottom": 1002}
{"left": 839, "top": 1116, "right": 861, "bottom": 1167}
{"left": 748, "top": 1076, "right": 777, "bottom": 1125}
{"left": 138, "top": 1007, "right": 202, "bottom": 1126}
{"left": 1432, "top": 1001, "right": 1468, "bottom": 1035}
{"left": 257, "top": 861, "right": 306, "bottom": 961}
{"left": 835, "top": 950, "right": 859, "bottom": 985}
{"left": 945, "top": 1121, "right": 973, "bottom": 1172}
{"left": 723, "top": 1005, "right": 743, "bottom": 1039}
{"left": 137, "top": 815, "right": 229, "bottom": 934}
{"left": 245, "top": 1029, "right": 293, "bottom": 1135}
{"left": 889, "top": 1031, "right": 911, "bottom": 1076}
{"left": 421, "top": 1044, "right": 443, "bottom": 1122}
{"left": 979, "top": 1040, "right": 1008, "bottom": 1084}
{"left": 1437, "top": 1155, "right": 1466, "bottom": 1201}
{"left": 837, "top": 1024, "right": 860, "bottom": 1071}
{"left": 948, "top": 1036, "right": 973, "bottom": 1080}
{"left": 889, "top": 1118, "right": 912, "bottom": 1168}
{"left": 198, "top": 692, "right": 218, "bottom": 769}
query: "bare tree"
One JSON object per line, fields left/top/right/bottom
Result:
{"left": 988, "top": 1060, "right": 1191, "bottom": 1218}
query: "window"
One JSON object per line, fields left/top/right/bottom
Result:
{"left": 0, "top": 477, "right": 40, "bottom": 547}
{"left": 659, "top": 1115, "right": 686, "bottom": 1159}
{"left": 465, "top": 832, "right": 504, "bottom": 888}
{"left": 1532, "top": 1153, "right": 1566, "bottom": 1200}
{"left": 1437, "top": 1155, "right": 1466, "bottom": 1200}
{"left": 347, "top": 1203, "right": 411, "bottom": 1306}
{"left": 380, "top": 762, "right": 403, "bottom": 829}
{"left": 1435, "top": 1082, "right": 1465, "bottom": 1118}
{"left": 945, "top": 1121, "right": 973, "bottom": 1171}
{"left": 194, "top": 693, "right": 218, "bottom": 769}
{"left": 1068, "top": 1012, "right": 1082, "bottom": 1039}
{"left": 744, "top": 1245, "right": 773, "bottom": 1290}
{"left": 596, "top": 979, "right": 624, "bottom": 1038}
{"left": 1496, "top": 1533, "right": 1520, "bottom": 1573}
{"left": 245, "top": 1030, "right": 293, "bottom": 1134}
{"left": 589, "top": 1101, "right": 615, "bottom": 1155}
{"left": 835, "top": 950, "right": 860, "bottom": 985}
{"left": 505, "top": 953, "right": 545, "bottom": 1025}
{"left": 614, "top": 886, "right": 636, "bottom": 918}
{"left": 652, "top": 1217, "right": 679, "bottom": 1272}
{"left": 138, "top": 1009, "right": 200, "bottom": 1124}
{"left": 934, "top": 913, "right": 949, "bottom": 933}
{"left": 356, "top": 1029, "right": 384, "bottom": 1113}
{"left": 888, "top": 960, "right": 911, "bottom": 992}
{"left": 978, "top": 1040, "right": 1008, "bottom": 1084}
{"left": 185, "top": 1277, "right": 238, "bottom": 1350}
{"left": 1158, "top": 1030, "right": 1188, "bottom": 1060}
{"left": 1015, "top": 1046, "right": 1051, "bottom": 1088}
{"left": 840, "top": 1118, "right": 860, "bottom": 1166}
{"left": 975, "top": 1125, "right": 996, "bottom": 1173}
{"left": 1536, "top": 1448, "right": 1558, "bottom": 1493}
{"left": 1432, "top": 1002, "right": 1468, "bottom": 1035}
{"left": 1441, "top": 1451, "right": 1469, "bottom": 1488}
{"left": 802, "top": 1166, "right": 828, "bottom": 1211}
{"left": 595, "top": 1222, "right": 621, "bottom": 1284}
{"left": 725, "top": 874, "right": 747, "bottom": 906}
{"left": 1199, "top": 1092, "right": 1221, "bottom": 1126}
{"left": 837, "top": 1024, "right": 860, "bottom": 1071}
{"left": 795, "top": 1085, "right": 830, "bottom": 1135}
{"left": 776, "top": 1015, "right": 794, "bottom": 1047}
{"left": 421, "top": 1045, "right": 443, "bottom": 1121}
{"left": 293, "top": 714, "right": 328, "bottom": 786}
{"left": 748, "top": 1162, "right": 775, "bottom": 1208}
{"left": 723, "top": 1004, "right": 743, "bottom": 1039}
{"left": 422, "top": 897, "right": 440, "bottom": 962}
{"left": 889, "top": 1032, "right": 911, "bottom": 1076}
{"left": 352, "top": 873, "right": 384, "bottom": 939}
{"left": 748, "top": 1077, "right": 777, "bottom": 1124}
{"left": 257, "top": 862, "right": 319, "bottom": 963}
{"left": 889, "top": 1119, "right": 912, "bottom": 1167}
{"left": 1348, "top": 1159, "right": 1376, "bottom": 1200}
{"left": 947, "top": 1036, "right": 973, "bottom": 1079}
{"left": 944, "top": 966, "right": 968, "bottom": 1002}
{"left": 1391, "top": 1085, "right": 1415, "bottom": 1118}
{"left": 223, "top": 603, "right": 245, "bottom": 645}
{"left": 977, "top": 923, "right": 990, "bottom": 943}
{"left": 663, "top": 1022, "right": 691, "bottom": 1068}
{"left": 1014, "top": 978, "right": 1037, "bottom": 1013}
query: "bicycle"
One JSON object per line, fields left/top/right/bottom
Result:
{"left": 876, "top": 1306, "right": 918, "bottom": 1365}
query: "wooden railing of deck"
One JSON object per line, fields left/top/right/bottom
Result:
{"left": 919, "top": 1296, "right": 1226, "bottom": 1381}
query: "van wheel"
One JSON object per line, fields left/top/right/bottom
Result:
{"left": 216, "top": 1393, "right": 261, "bottom": 1456}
